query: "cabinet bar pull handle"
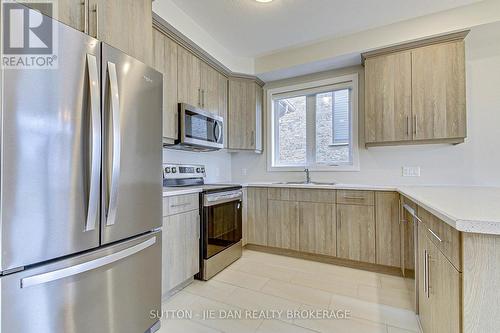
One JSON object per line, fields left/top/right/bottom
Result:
{"left": 406, "top": 116, "right": 409, "bottom": 137}
{"left": 413, "top": 115, "right": 417, "bottom": 136}
{"left": 82, "top": 1, "right": 88, "bottom": 33}
{"left": 427, "top": 228, "right": 442, "bottom": 243}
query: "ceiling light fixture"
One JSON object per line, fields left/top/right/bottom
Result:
{"left": 256, "top": 0, "right": 273, "bottom": 3}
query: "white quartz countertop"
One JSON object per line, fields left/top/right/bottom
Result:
{"left": 163, "top": 187, "right": 202, "bottom": 197}
{"left": 243, "top": 182, "right": 397, "bottom": 191}
{"left": 398, "top": 186, "right": 500, "bottom": 235}
{"left": 243, "top": 182, "right": 500, "bottom": 235}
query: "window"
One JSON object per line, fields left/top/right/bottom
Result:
{"left": 268, "top": 74, "right": 359, "bottom": 171}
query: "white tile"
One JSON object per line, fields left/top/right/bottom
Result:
{"left": 213, "top": 268, "right": 270, "bottom": 291}
{"left": 261, "top": 279, "right": 332, "bottom": 307}
{"left": 256, "top": 319, "right": 319, "bottom": 333}
{"left": 232, "top": 257, "right": 298, "bottom": 282}
{"left": 183, "top": 279, "right": 237, "bottom": 303}
{"left": 158, "top": 319, "right": 222, "bottom": 333}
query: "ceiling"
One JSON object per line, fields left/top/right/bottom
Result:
{"left": 170, "top": 0, "right": 481, "bottom": 58}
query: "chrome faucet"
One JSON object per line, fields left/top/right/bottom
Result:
{"left": 304, "top": 168, "right": 311, "bottom": 184}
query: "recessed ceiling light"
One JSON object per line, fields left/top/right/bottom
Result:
{"left": 256, "top": 0, "right": 273, "bottom": 3}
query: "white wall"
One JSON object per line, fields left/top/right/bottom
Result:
{"left": 163, "top": 149, "right": 232, "bottom": 183}
{"left": 153, "top": 0, "right": 254, "bottom": 74}
{"left": 231, "top": 21, "right": 500, "bottom": 186}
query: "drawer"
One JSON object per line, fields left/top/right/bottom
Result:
{"left": 417, "top": 207, "right": 462, "bottom": 271}
{"left": 337, "top": 190, "right": 374, "bottom": 206}
{"left": 268, "top": 187, "right": 335, "bottom": 203}
{"left": 163, "top": 193, "right": 199, "bottom": 216}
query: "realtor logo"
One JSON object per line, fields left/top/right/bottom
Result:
{"left": 2, "top": 1, "right": 58, "bottom": 69}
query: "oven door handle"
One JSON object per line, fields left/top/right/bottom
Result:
{"left": 204, "top": 191, "right": 243, "bottom": 207}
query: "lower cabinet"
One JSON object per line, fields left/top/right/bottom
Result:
{"left": 336, "top": 204, "right": 376, "bottom": 263}
{"left": 418, "top": 222, "right": 461, "bottom": 333}
{"left": 298, "top": 202, "right": 336, "bottom": 256}
{"left": 246, "top": 188, "right": 268, "bottom": 246}
{"left": 267, "top": 200, "right": 299, "bottom": 250}
{"left": 162, "top": 209, "right": 200, "bottom": 295}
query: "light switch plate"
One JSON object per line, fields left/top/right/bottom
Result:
{"left": 402, "top": 166, "right": 421, "bottom": 177}
{"left": 241, "top": 168, "right": 248, "bottom": 176}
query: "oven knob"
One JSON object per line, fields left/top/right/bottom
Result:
{"left": 201, "top": 168, "right": 205, "bottom": 173}
{"left": 165, "top": 167, "right": 171, "bottom": 173}
{"left": 172, "top": 167, "right": 177, "bottom": 173}
{"left": 196, "top": 168, "right": 201, "bottom": 173}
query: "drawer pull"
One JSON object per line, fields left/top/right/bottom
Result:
{"left": 427, "top": 228, "right": 442, "bottom": 243}
{"left": 343, "top": 196, "right": 366, "bottom": 200}
{"left": 170, "top": 202, "right": 192, "bottom": 208}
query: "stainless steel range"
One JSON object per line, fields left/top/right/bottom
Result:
{"left": 163, "top": 164, "right": 242, "bottom": 280}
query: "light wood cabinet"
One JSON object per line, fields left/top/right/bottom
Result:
{"left": 89, "top": 0, "right": 152, "bottom": 65}
{"left": 400, "top": 197, "right": 416, "bottom": 276}
{"left": 418, "top": 221, "right": 461, "bottom": 333}
{"left": 337, "top": 204, "right": 376, "bottom": 263}
{"left": 365, "top": 51, "right": 412, "bottom": 143}
{"left": 267, "top": 200, "right": 299, "bottom": 250}
{"left": 363, "top": 35, "right": 467, "bottom": 147}
{"left": 375, "top": 192, "right": 401, "bottom": 267}
{"left": 200, "top": 62, "right": 220, "bottom": 115}
{"left": 23, "top": 0, "right": 85, "bottom": 32}
{"left": 177, "top": 46, "right": 201, "bottom": 107}
{"left": 412, "top": 41, "right": 466, "bottom": 141}
{"left": 246, "top": 188, "right": 268, "bottom": 246}
{"left": 299, "top": 202, "right": 336, "bottom": 256}
{"left": 153, "top": 29, "right": 178, "bottom": 141}
{"left": 228, "top": 78, "right": 263, "bottom": 151}
{"left": 162, "top": 210, "right": 200, "bottom": 295}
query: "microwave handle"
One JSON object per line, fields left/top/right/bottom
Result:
{"left": 214, "top": 121, "right": 222, "bottom": 143}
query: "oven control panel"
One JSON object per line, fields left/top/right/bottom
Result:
{"left": 163, "top": 163, "right": 206, "bottom": 179}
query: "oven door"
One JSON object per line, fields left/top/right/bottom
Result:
{"left": 179, "top": 103, "right": 224, "bottom": 150}
{"left": 202, "top": 190, "right": 242, "bottom": 260}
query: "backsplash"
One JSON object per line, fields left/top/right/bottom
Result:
{"left": 162, "top": 148, "right": 232, "bottom": 183}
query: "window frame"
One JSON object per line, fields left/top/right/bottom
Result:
{"left": 266, "top": 73, "right": 360, "bottom": 172}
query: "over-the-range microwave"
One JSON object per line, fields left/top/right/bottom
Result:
{"left": 169, "top": 103, "right": 224, "bottom": 151}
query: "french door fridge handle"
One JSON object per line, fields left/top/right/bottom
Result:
{"left": 21, "top": 237, "right": 157, "bottom": 288}
{"left": 106, "top": 62, "right": 121, "bottom": 226}
{"left": 85, "top": 54, "right": 101, "bottom": 232}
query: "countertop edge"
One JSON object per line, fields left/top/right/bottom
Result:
{"left": 242, "top": 183, "right": 500, "bottom": 235}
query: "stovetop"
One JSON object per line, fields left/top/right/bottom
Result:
{"left": 163, "top": 163, "right": 241, "bottom": 194}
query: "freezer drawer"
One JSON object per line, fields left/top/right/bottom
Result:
{"left": 1, "top": 232, "right": 162, "bottom": 333}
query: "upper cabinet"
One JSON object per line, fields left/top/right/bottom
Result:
{"left": 363, "top": 33, "right": 468, "bottom": 147}
{"left": 365, "top": 51, "right": 412, "bottom": 143}
{"left": 25, "top": 0, "right": 153, "bottom": 65}
{"left": 412, "top": 41, "right": 466, "bottom": 141}
{"left": 177, "top": 46, "right": 202, "bottom": 107}
{"left": 228, "top": 78, "right": 263, "bottom": 152}
{"left": 153, "top": 28, "right": 178, "bottom": 142}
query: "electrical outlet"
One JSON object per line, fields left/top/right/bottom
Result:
{"left": 402, "top": 166, "right": 421, "bottom": 177}
{"left": 242, "top": 168, "right": 248, "bottom": 176}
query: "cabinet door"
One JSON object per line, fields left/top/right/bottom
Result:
{"left": 177, "top": 47, "right": 201, "bottom": 107}
{"left": 89, "top": 0, "right": 153, "bottom": 65}
{"left": 246, "top": 188, "right": 268, "bottom": 246}
{"left": 412, "top": 41, "right": 466, "bottom": 140}
{"left": 218, "top": 74, "right": 228, "bottom": 146}
{"left": 375, "top": 192, "right": 401, "bottom": 267}
{"left": 365, "top": 51, "right": 412, "bottom": 143}
{"left": 200, "top": 62, "right": 220, "bottom": 114}
{"left": 337, "top": 205, "right": 376, "bottom": 263}
{"left": 433, "top": 246, "right": 461, "bottom": 333}
{"left": 299, "top": 202, "right": 336, "bottom": 256}
{"left": 267, "top": 200, "right": 299, "bottom": 250}
{"left": 153, "top": 29, "right": 178, "bottom": 141}
{"left": 228, "top": 79, "right": 256, "bottom": 150}
{"left": 162, "top": 211, "right": 200, "bottom": 294}
{"left": 417, "top": 224, "right": 433, "bottom": 333}
{"left": 23, "top": 0, "right": 85, "bottom": 32}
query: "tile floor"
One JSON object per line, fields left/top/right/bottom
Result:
{"left": 157, "top": 250, "right": 421, "bottom": 333}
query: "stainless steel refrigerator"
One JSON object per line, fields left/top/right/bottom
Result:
{"left": 0, "top": 11, "right": 163, "bottom": 333}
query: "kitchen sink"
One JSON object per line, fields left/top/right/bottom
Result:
{"left": 274, "top": 181, "right": 337, "bottom": 186}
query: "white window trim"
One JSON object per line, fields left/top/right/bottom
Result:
{"left": 266, "top": 73, "right": 360, "bottom": 172}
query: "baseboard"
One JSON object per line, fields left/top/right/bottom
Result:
{"left": 244, "top": 244, "right": 403, "bottom": 277}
